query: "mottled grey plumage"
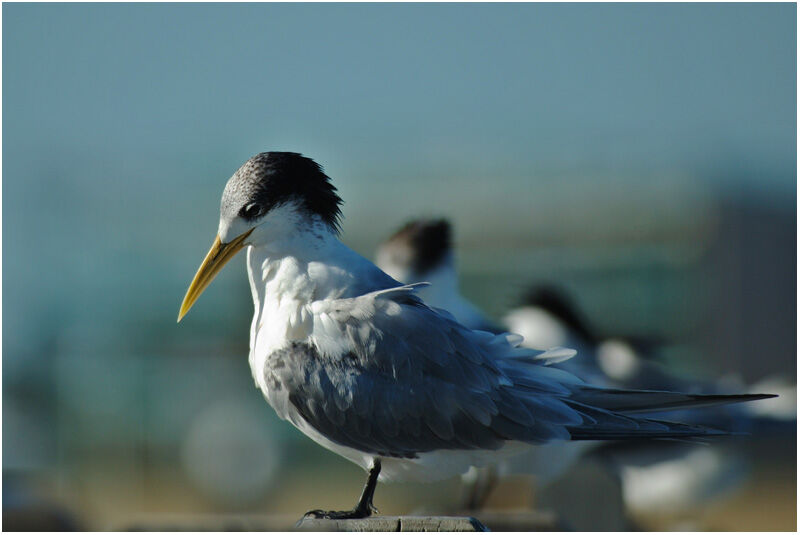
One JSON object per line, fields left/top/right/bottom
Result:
{"left": 256, "top": 284, "right": 755, "bottom": 462}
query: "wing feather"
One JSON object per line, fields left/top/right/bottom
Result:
{"left": 264, "top": 284, "right": 748, "bottom": 460}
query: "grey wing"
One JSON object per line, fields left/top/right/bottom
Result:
{"left": 267, "top": 285, "right": 587, "bottom": 459}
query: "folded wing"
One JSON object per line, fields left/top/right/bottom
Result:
{"left": 265, "top": 285, "right": 773, "bottom": 459}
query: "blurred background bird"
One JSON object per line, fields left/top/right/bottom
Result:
{"left": 376, "top": 217, "right": 796, "bottom": 528}
{"left": 4, "top": 3, "right": 795, "bottom": 531}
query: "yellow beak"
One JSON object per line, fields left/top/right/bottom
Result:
{"left": 177, "top": 228, "right": 254, "bottom": 322}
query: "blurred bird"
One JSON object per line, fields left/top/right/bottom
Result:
{"left": 506, "top": 286, "right": 795, "bottom": 426}
{"left": 375, "top": 219, "right": 611, "bottom": 508}
{"left": 178, "top": 152, "right": 773, "bottom": 520}
{"left": 376, "top": 222, "right": 665, "bottom": 387}
{"left": 375, "top": 219, "right": 501, "bottom": 333}
{"left": 375, "top": 217, "right": 791, "bottom": 513}
{"left": 375, "top": 219, "right": 594, "bottom": 508}
{"left": 506, "top": 286, "right": 687, "bottom": 389}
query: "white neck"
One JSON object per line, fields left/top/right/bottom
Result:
{"left": 248, "top": 217, "right": 395, "bottom": 297}
{"left": 244, "top": 213, "right": 397, "bottom": 379}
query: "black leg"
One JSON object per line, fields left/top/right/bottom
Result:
{"left": 461, "top": 465, "right": 498, "bottom": 511}
{"left": 302, "top": 459, "right": 382, "bottom": 521}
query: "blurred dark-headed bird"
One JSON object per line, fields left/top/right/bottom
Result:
{"left": 376, "top": 217, "right": 791, "bottom": 513}
{"left": 178, "top": 153, "right": 774, "bottom": 520}
{"left": 375, "top": 219, "right": 501, "bottom": 333}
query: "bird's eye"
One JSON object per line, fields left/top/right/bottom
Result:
{"left": 240, "top": 203, "right": 263, "bottom": 220}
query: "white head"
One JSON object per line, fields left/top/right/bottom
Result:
{"left": 505, "top": 285, "right": 598, "bottom": 349}
{"left": 178, "top": 152, "right": 342, "bottom": 320}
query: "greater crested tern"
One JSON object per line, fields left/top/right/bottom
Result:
{"left": 376, "top": 219, "right": 502, "bottom": 334}
{"left": 376, "top": 218, "right": 788, "bottom": 512}
{"left": 179, "top": 153, "right": 774, "bottom": 519}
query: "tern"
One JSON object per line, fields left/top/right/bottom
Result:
{"left": 178, "top": 152, "right": 773, "bottom": 519}
{"left": 375, "top": 219, "right": 501, "bottom": 334}
{"left": 376, "top": 217, "right": 789, "bottom": 512}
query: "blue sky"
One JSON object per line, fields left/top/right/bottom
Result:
{"left": 2, "top": 3, "right": 796, "bottom": 361}
{"left": 4, "top": 3, "right": 794, "bottom": 176}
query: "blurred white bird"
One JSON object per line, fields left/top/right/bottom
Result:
{"left": 376, "top": 217, "right": 790, "bottom": 513}
{"left": 375, "top": 219, "right": 500, "bottom": 333}
{"left": 179, "top": 154, "right": 772, "bottom": 520}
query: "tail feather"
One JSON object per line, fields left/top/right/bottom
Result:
{"left": 569, "top": 421, "right": 729, "bottom": 441}
{"left": 564, "top": 393, "right": 756, "bottom": 441}
{"left": 567, "top": 404, "right": 730, "bottom": 441}
{"left": 571, "top": 387, "right": 776, "bottom": 415}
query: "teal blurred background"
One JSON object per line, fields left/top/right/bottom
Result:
{"left": 3, "top": 3, "right": 796, "bottom": 530}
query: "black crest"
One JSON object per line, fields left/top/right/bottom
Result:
{"left": 226, "top": 152, "right": 343, "bottom": 231}
{"left": 387, "top": 218, "right": 452, "bottom": 275}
